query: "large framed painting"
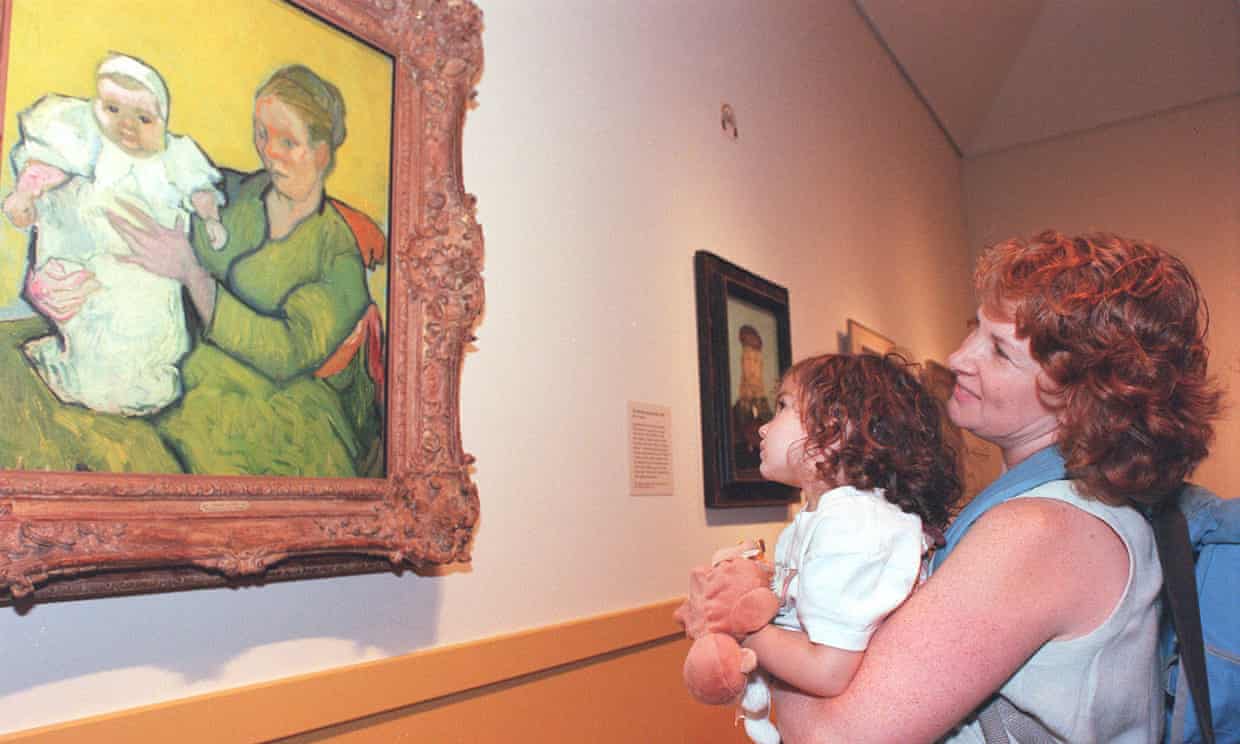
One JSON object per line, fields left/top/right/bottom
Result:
{"left": 0, "top": 0, "right": 484, "bottom": 603}
{"left": 693, "top": 251, "right": 796, "bottom": 508}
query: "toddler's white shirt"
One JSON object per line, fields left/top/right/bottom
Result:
{"left": 772, "top": 484, "right": 928, "bottom": 651}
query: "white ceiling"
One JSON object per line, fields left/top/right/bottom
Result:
{"left": 855, "top": 0, "right": 1240, "bottom": 157}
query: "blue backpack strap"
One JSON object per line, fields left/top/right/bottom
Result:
{"left": 932, "top": 446, "right": 1067, "bottom": 572}
{"left": 1154, "top": 490, "right": 1215, "bottom": 744}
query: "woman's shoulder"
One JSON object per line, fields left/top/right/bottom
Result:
{"left": 232, "top": 170, "right": 272, "bottom": 200}
{"left": 307, "top": 196, "right": 368, "bottom": 261}
{"left": 1010, "top": 480, "right": 1154, "bottom": 545}
{"left": 969, "top": 489, "right": 1127, "bottom": 554}
{"left": 959, "top": 493, "right": 1132, "bottom": 636}
{"left": 326, "top": 198, "right": 385, "bottom": 269}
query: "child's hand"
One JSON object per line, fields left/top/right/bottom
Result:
{"left": 3, "top": 191, "right": 37, "bottom": 229}
{"left": 205, "top": 219, "right": 228, "bottom": 250}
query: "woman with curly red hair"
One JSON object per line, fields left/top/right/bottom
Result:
{"left": 691, "top": 231, "right": 1220, "bottom": 742}
{"left": 728, "top": 352, "right": 961, "bottom": 743}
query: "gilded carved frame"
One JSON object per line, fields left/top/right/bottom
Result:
{"left": 0, "top": 0, "right": 484, "bottom": 603}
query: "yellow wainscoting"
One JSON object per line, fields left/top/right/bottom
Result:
{"left": 2, "top": 599, "right": 749, "bottom": 743}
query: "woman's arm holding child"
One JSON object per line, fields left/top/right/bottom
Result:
{"left": 107, "top": 201, "right": 217, "bottom": 323}
{"left": 772, "top": 499, "right": 1129, "bottom": 744}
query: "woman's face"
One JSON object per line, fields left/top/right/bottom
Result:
{"left": 253, "top": 95, "right": 329, "bottom": 203}
{"left": 946, "top": 307, "right": 1059, "bottom": 462}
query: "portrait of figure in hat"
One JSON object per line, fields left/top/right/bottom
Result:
{"left": 727, "top": 293, "right": 779, "bottom": 475}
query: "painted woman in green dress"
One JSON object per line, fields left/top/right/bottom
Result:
{"left": 0, "top": 65, "right": 382, "bottom": 477}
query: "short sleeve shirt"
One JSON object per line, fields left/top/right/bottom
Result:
{"left": 771, "top": 485, "right": 927, "bottom": 651}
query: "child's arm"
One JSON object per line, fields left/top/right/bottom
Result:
{"left": 743, "top": 625, "right": 863, "bottom": 697}
{"left": 3, "top": 161, "right": 69, "bottom": 228}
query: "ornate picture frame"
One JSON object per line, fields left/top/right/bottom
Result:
{"left": 693, "top": 251, "right": 796, "bottom": 508}
{"left": 0, "top": 0, "right": 484, "bottom": 604}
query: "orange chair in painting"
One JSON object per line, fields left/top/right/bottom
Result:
{"left": 315, "top": 198, "right": 386, "bottom": 405}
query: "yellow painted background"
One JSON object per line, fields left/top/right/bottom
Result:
{"left": 0, "top": 0, "right": 393, "bottom": 309}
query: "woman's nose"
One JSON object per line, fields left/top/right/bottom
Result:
{"left": 946, "top": 337, "right": 975, "bottom": 375}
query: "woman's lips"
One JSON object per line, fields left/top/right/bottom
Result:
{"left": 952, "top": 382, "right": 978, "bottom": 402}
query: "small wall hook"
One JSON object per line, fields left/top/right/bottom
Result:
{"left": 721, "top": 103, "right": 738, "bottom": 141}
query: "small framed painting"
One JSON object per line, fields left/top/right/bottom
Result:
{"left": 846, "top": 319, "right": 898, "bottom": 356}
{"left": 693, "top": 251, "right": 796, "bottom": 508}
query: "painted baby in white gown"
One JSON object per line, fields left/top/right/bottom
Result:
{"left": 5, "top": 54, "right": 226, "bottom": 416}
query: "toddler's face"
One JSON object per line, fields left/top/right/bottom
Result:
{"left": 758, "top": 383, "right": 815, "bottom": 488}
{"left": 93, "top": 78, "right": 166, "bottom": 157}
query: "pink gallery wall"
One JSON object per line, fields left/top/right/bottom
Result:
{"left": 962, "top": 95, "right": 1240, "bottom": 496}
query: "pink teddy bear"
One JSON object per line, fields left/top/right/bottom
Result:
{"left": 673, "top": 541, "right": 780, "bottom": 705}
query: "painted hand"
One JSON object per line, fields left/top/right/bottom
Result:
{"left": 106, "top": 200, "right": 199, "bottom": 283}
{"left": 26, "top": 260, "right": 101, "bottom": 323}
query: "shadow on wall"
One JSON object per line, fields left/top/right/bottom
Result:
{"left": 0, "top": 566, "right": 451, "bottom": 733}
{"left": 705, "top": 504, "right": 793, "bottom": 528}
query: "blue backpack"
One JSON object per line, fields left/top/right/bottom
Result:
{"left": 932, "top": 446, "right": 1240, "bottom": 744}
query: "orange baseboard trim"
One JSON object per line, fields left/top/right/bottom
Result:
{"left": 2, "top": 598, "right": 690, "bottom": 744}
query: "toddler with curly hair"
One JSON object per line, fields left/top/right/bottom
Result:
{"left": 735, "top": 352, "right": 962, "bottom": 744}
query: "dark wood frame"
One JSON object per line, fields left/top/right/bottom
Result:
{"left": 0, "top": 0, "right": 484, "bottom": 604}
{"left": 693, "top": 251, "right": 795, "bottom": 508}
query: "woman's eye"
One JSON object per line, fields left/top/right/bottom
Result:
{"left": 106, "top": 105, "right": 119, "bottom": 114}
{"left": 139, "top": 116, "right": 151, "bottom": 125}
{"left": 282, "top": 138, "right": 294, "bottom": 148}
